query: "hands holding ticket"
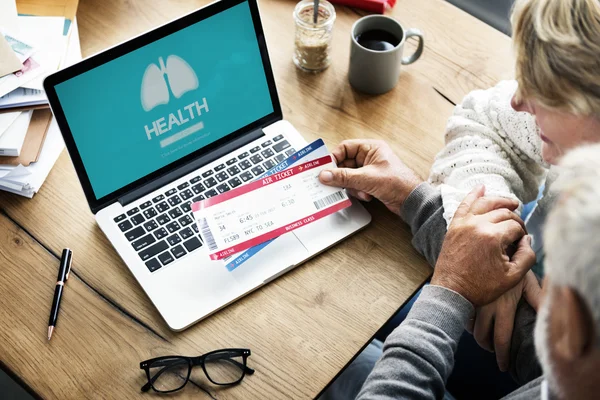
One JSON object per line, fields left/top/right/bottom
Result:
{"left": 192, "top": 139, "right": 351, "bottom": 267}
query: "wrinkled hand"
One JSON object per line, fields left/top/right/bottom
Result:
{"left": 467, "top": 271, "right": 542, "bottom": 372}
{"left": 431, "top": 185, "right": 537, "bottom": 307}
{"left": 318, "top": 139, "right": 423, "bottom": 215}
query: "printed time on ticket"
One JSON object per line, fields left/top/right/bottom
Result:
{"left": 191, "top": 155, "right": 351, "bottom": 260}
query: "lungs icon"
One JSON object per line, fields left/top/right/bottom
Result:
{"left": 141, "top": 55, "right": 199, "bottom": 112}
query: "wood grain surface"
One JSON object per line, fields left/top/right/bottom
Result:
{"left": 0, "top": 0, "right": 513, "bottom": 398}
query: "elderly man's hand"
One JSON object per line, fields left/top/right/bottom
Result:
{"left": 432, "top": 185, "right": 537, "bottom": 307}
{"left": 318, "top": 139, "right": 423, "bottom": 215}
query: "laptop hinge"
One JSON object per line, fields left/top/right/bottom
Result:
{"left": 118, "top": 128, "right": 265, "bottom": 207}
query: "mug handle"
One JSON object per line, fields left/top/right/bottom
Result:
{"left": 401, "top": 28, "right": 424, "bottom": 65}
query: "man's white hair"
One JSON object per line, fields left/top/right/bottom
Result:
{"left": 545, "top": 143, "right": 600, "bottom": 345}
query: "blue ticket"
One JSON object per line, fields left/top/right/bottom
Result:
{"left": 224, "top": 138, "right": 328, "bottom": 271}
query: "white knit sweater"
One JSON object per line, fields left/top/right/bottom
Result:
{"left": 429, "top": 80, "right": 550, "bottom": 226}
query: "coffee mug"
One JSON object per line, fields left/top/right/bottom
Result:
{"left": 349, "top": 15, "right": 424, "bottom": 95}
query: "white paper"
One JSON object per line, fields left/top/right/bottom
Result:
{"left": 0, "top": 111, "right": 20, "bottom": 138}
{"left": 0, "top": 0, "right": 18, "bottom": 33}
{"left": 0, "top": 19, "right": 80, "bottom": 197}
{"left": 0, "top": 109, "right": 32, "bottom": 155}
{"left": 16, "top": 16, "right": 66, "bottom": 90}
{"left": 0, "top": 87, "right": 46, "bottom": 109}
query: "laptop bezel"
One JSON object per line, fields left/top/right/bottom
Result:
{"left": 43, "top": 0, "right": 282, "bottom": 214}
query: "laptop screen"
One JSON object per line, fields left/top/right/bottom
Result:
{"left": 53, "top": 0, "right": 274, "bottom": 199}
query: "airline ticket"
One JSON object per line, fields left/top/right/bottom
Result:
{"left": 192, "top": 155, "right": 351, "bottom": 260}
{"left": 222, "top": 139, "right": 329, "bottom": 271}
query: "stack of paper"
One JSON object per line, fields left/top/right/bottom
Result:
{"left": 0, "top": 1, "right": 82, "bottom": 197}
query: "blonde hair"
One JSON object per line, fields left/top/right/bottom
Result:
{"left": 511, "top": 0, "right": 600, "bottom": 116}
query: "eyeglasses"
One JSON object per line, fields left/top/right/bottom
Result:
{"left": 140, "top": 348, "right": 254, "bottom": 393}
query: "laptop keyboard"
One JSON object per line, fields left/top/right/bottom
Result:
{"left": 112, "top": 135, "right": 296, "bottom": 273}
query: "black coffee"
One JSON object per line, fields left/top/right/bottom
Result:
{"left": 355, "top": 29, "right": 401, "bottom": 51}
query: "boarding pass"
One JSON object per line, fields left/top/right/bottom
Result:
{"left": 222, "top": 139, "right": 330, "bottom": 271}
{"left": 192, "top": 155, "right": 351, "bottom": 260}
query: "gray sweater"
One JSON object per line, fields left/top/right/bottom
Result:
{"left": 356, "top": 183, "right": 543, "bottom": 400}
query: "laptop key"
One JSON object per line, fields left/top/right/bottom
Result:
{"left": 273, "top": 134, "right": 284, "bottom": 142}
{"left": 144, "top": 220, "right": 158, "bottom": 232}
{"left": 152, "top": 194, "right": 165, "bottom": 203}
{"left": 179, "top": 227, "right": 194, "bottom": 240}
{"left": 139, "top": 241, "right": 169, "bottom": 261}
{"left": 226, "top": 158, "right": 237, "bottom": 165}
{"left": 204, "top": 177, "right": 217, "bottom": 188}
{"left": 274, "top": 154, "right": 286, "bottom": 163}
{"left": 192, "top": 195, "right": 205, "bottom": 202}
{"left": 125, "top": 226, "right": 145, "bottom": 241}
{"left": 238, "top": 151, "right": 250, "bottom": 160}
{"left": 216, "top": 184, "right": 230, "bottom": 194}
{"left": 215, "top": 172, "right": 229, "bottom": 182}
{"left": 285, "top": 148, "right": 297, "bottom": 156}
{"left": 205, "top": 189, "right": 218, "bottom": 198}
{"left": 250, "top": 146, "right": 261, "bottom": 153}
{"left": 192, "top": 182, "right": 205, "bottom": 194}
{"left": 165, "top": 188, "right": 177, "bottom": 197}
{"left": 127, "top": 207, "right": 140, "bottom": 216}
{"left": 172, "top": 245, "right": 187, "bottom": 259}
{"left": 166, "top": 221, "right": 181, "bottom": 233}
{"left": 158, "top": 251, "right": 174, "bottom": 266}
{"left": 168, "top": 208, "right": 183, "bottom": 219}
{"left": 181, "top": 201, "right": 192, "bottom": 213}
{"left": 154, "top": 228, "right": 168, "bottom": 239}
{"left": 132, "top": 234, "right": 156, "bottom": 251}
{"left": 143, "top": 208, "right": 157, "bottom": 219}
{"left": 183, "top": 237, "right": 202, "bottom": 252}
{"left": 131, "top": 214, "right": 145, "bottom": 226}
{"left": 179, "top": 215, "right": 194, "bottom": 227}
{"left": 118, "top": 220, "right": 133, "bottom": 232}
{"left": 215, "top": 163, "right": 226, "bottom": 172}
{"left": 227, "top": 165, "right": 240, "bottom": 176}
{"left": 261, "top": 148, "right": 274, "bottom": 159}
{"left": 251, "top": 166, "right": 265, "bottom": 176}
{"left": 273, "top": 140, "right": 290, "bottom": 153}
{"left": 240, "top": 171, "right": 253, "bottom": 182}
{"left": 157, "top": 213, "right": 171, "bottom": 225}
{"left": 167, "top": 233, "right": 182, "bottom": 246}
{"left": 202, "top": 170, "right": 214, "bottom": 178}
{"left": 239, "top": 160, "right": 252, "bottom": 170}
{"left": 250, "top": 154, "right": 263, "bottom": 164}
{"left": 156, "top": 201, "right": 170, "bottom": 213}
{"left": 191, "top": 223, "right": 199, "bottom": 233}
{"left": 140, "top": 201, "right": 152, "bottom": 210}
{"left": 177, "top": 182, "right": 189, "bottom": 190}
{"left": 145, "top": 258, "right": 162, "bottom": 273}
{"left": 190, "top": 175, "right": 202, "bottom": 184}
{"left": 114, "top": 214, "right": 126, "bottom": 223}
{"left": 263, "top": 159, "right": 276, "bottom": 170}
{"left": 168, "top": 195, "right": 182, "bottom": 207}
{"left": 180, "top": 189, "right": 194, "bottom": 200}
{"left": 228, "top": 177, "right": 242, "bottom": 188}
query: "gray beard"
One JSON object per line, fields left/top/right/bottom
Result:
{"left": 534, "top": 295, "right": 562, "bottom": 397}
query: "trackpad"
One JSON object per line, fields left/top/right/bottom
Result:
{"left": 229, "top": 232, "right": 308, "bottom": 285}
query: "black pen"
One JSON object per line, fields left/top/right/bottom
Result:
{"left": 48, "top": 248, "right": 72, "bottom": 341}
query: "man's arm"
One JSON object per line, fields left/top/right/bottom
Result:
{"left": 400, "top": 182, "right": 541, "bottom": 384}
{"left": 357, "top": 286, "right": 473, "bottom": 400}
{"left": 359, "top": 186, "right": 537, "bottom": 399}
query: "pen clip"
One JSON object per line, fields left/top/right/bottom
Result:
{"left": 65, "top": 250, "right": 73, "bottom": 281}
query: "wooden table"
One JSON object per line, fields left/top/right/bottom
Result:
{"left": 0, "top": 0, "right": 513, "bottom": 398}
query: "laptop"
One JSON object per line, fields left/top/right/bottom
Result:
{"left": 43, "top": 0, "right": 371, "bottom": 331}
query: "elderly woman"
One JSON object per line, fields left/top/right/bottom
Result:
{"left": 319, "top": 0, "right": 600, "bottom": 398}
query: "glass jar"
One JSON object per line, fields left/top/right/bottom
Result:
{"left": 293, "top": 0, "right": 336, "bottom": 72}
